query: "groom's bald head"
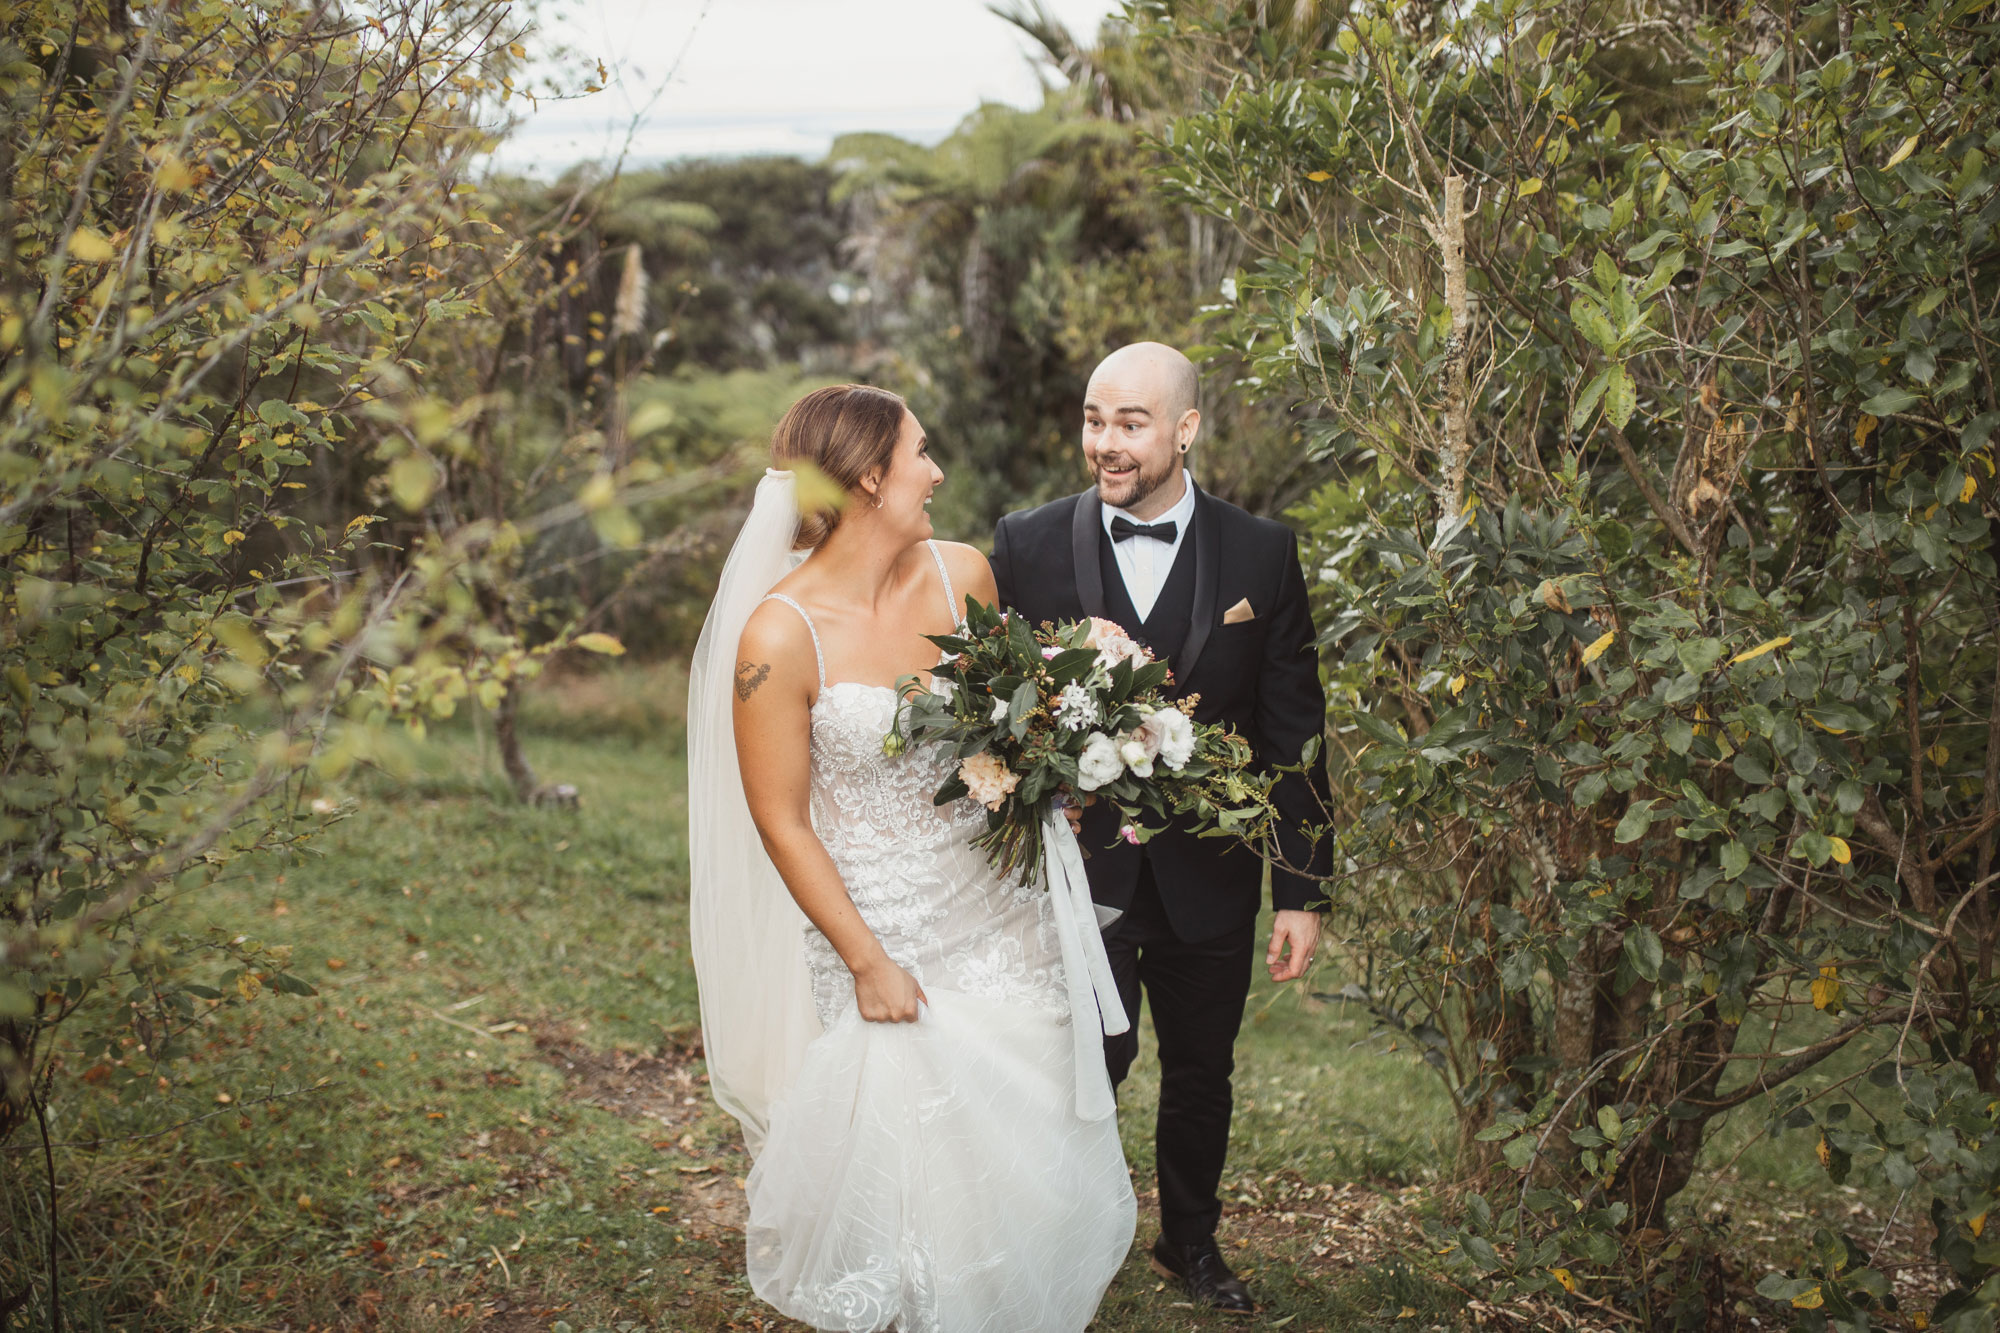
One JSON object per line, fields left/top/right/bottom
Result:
{"left": 1088, "top": 341, "right": 1200, "bottom": 424}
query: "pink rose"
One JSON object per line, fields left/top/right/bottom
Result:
{"left": 1084, "top": 617, "right": 1130, "bottom": 650}
{"left": 958, "top": 751, "right": 1022, "bottom": 811}
{"left": 1118, "top": 824, "right": 1140, "bottom": 845}
{"left": 1083, "top": 616, "right": 1150, "bottom": 670}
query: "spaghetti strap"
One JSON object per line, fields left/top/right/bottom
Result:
{"left": 926, "top": 539, "right": 960, "bottom": 626}
{"left": 759, "top": 593, "right": 825, "bottom": 690}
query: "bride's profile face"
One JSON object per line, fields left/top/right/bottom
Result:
{"left": 867, "top": 409, "right": 943, "bottom": 540}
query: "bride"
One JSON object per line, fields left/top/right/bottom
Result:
{"left": 686, "top": 384, "right": 1136, "bottom": 1332}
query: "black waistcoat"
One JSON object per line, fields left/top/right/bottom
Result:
{"left": 1098, "top": 519, "right": 1199, "bottom": 676}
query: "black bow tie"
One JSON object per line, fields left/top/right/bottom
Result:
{"left": 1111, "top": 515, "right": 1178, "bottom": 544}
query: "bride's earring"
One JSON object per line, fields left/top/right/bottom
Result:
{"left": 870, "top": 492, "right": 883, "bottom": 509}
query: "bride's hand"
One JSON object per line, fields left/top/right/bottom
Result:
{"left": 1057, "top": 791, "right": 1094, "bottom": 836}
{"left": 852, "top": 955, "right": 927, "bottom": 1023}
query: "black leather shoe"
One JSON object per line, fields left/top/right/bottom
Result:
{"left": 1150, "top": 1235, "right": 1255, "bottom": 1315}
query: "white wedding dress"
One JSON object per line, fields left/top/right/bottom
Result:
{"left": 742, "top": 542, "right": 1135, "bottom": 1333}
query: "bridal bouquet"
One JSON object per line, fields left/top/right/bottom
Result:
{"left": 885, "top": 599, "right": 1277, "bottom": 885}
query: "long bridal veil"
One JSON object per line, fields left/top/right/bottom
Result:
{"left": 686, "top": 468, "right": 821, "bottom": 1156}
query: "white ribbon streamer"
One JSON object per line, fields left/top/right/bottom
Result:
{"left": 1040, "top": 806, "right": 1130, "bottom": 1121}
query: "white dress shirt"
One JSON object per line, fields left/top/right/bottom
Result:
{"left": 1101, "top": 469, "right": 1197, "bottom": 622}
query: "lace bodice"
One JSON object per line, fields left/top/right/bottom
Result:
{"left": 762, "top": 544, "right": 1070, "bottom": 1028}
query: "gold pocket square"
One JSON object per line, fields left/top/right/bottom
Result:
{"left": 1222, "top": 598, "right": 1256, "bottom": 625}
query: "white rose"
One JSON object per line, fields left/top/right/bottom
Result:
{"left": 1075, "top": 731, "right": 1124, "bottom": 792}
{"left": 1118, "top": 737, "right": 1155, "bottom": 779}
{"left": 1149, "top": 708, "right": 1197, "bottom": 770}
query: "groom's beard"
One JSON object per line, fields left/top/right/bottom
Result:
{"left": 1092, "top": 455, "right": 1175, "bottom": 511}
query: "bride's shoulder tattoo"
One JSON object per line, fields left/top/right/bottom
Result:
{"left": 735, "top": 660, "right": 771, "bottom": 701}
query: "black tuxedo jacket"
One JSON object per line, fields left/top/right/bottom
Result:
{"left": 992, "top": 482, "right": 1332, "bottom": 942}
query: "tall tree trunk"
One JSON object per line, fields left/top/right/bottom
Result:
{"left": 1434, "top": 175, "right": 1471, "bottom": 522}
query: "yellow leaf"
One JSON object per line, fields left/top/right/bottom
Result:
{"left": 1811, "top": 717, "right": 1848, "bottom": 735}
{"left": 1581, "top": 631, "right": 1616, "bottom": 665}
{"left": 152, "top": 151, "right": 198, "bottom": 192}
{"left": 1929, "top": 743, "right": 1950, "bottom": 765}
{"left": 1306, "top": 171, "right": 1332, "bottom": 182}
{"left": 1811, "top": 965, "right": 1842, "bottom": 1011}
{"left": 1730, "top": 635, "right": 1792, "bottom": 664}
{"left": 1829, "top": 836, "right": 1851, "bottom": 865}
{"left": 1792, "top": 1284, "right": 1824, "bottom": 1310}
{"left": 1884, "top": 133, "right": 1920, "bottom": 168}
{"left": 1961, "top": 475, "right": 1978, "bottom": 503}
{"left": 573, "top": 632, "right": 626, "bottom": 656}
{"left": 1852, "top": 414, "right": 1877, "bottom": 451}
{"left": 389, "top": 454, "right": 436, "bottom": 511}
{"left": 1549, "top": 1267, "right": 1577, "bottom": 1293}
{"left": 222, "top": 529, "right": 245, "bottom": 545}
{"left": 1449, "top": 674, "right": 1466, "bottom": 696}
{"left": 1816, "top": 1132, "right": 1832, "bottom": 1169}
{"left": 1973, "top": 1212, "right": 1988, "bottom": 1238}
{"left": 1916, "top": 1312, "right": 1931, "bottom": 1330}
{"left": 1518, "top": 177, "right": 1543, "bottom": 197}
{"left": 68, "top": 227, "right": 115, "bottom": 263}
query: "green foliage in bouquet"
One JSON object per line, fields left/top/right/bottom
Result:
{"left": 888, "top": 597, "right": 1274, "bottom": 885}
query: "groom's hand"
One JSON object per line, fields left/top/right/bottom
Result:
{"left": 1266, "top": 910, "right": 1322, "bottom": 982}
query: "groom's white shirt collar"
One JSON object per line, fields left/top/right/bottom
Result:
{"left": 1100, "top": 468, "right": 1196, "bottom": 623}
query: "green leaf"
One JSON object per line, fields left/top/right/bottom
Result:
{"left": 1637, "top": 251, "right": 1685, "bottom": 300}
{"left": 1614, "top": 798, "right": 1656, "bottom": 843}
{"left": 1571, "top": 368, "right": 1612, "bottom": 429}
{"left": 1591, "top": 249, "right": 1620, "bottom": 295}
{"left": 1604, "top": 365, "right": 1637, "bottom": 429}
{"left": 1733, "top": 751, "right": 1771, "bottom": 785}
{"left": 1570, "top": 297, "right": 1618, "bottom": 353}
{"left": 1860, "top": 387, "right": 1919, "bottom": 416}
{"left": 1623, "top": 926, "right": 1664, "bottom": 982}
{"left": 1007, "top": 679, "right": 1039, "bottom": 740}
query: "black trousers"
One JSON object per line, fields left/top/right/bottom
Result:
{"left": 1102, "top": 859, "right": 1256, "bottom": 1246}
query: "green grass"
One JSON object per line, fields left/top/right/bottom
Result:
{"left": 1, "top": 666, "right": 1934, "bottom": 1331}
{"left": 3, "top": 667, "right": 1476, "bottom": 1332}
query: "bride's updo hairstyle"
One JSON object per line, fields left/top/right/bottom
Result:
{"left": 770, "top": 383, "right": 909, "bottom": 551}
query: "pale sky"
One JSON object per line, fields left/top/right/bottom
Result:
{"left": 487, "top": 0, "right": 1126, "bottom": 176}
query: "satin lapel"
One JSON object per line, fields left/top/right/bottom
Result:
{"left": 1176, "top": 484, "right": 1221, "bottom": 684}
{"left": 1070, "top": 489, "right": 1107, "bottom": 620}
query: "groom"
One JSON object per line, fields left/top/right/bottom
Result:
{"left": 992, "top": 341, "right": 1331, "bottom": 1314}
